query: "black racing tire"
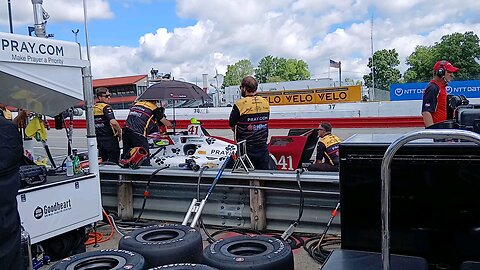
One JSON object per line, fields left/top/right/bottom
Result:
{"left": 118, "top": 224, "right": 203, "bottom": 268}
{"left": 149, "top": 263, "right": 218, "bottom": 269}
{"left": 203, "top": 235, "right": 294, "bottom": 270}
{"left": 49, "top": 249, "right": 145, "bottom": 270}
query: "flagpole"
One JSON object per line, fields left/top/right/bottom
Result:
{"left": 339, "top": 61, "right": 342, "bottom": 86}
{"left": 7, "top": 0, "right": 13, "bottom": 33}
{"left": 371, "top": 13, "right": 375, "bottom": 98}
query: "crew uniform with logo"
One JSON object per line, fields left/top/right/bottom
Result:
{"left": 123, "top": 100, "right": 167, "bottom": 166}
{"left": 229, "top": 95, "right": 271, "bottom": 169}
{"left": 308, "top": 123, "right": 341, "bottom": 172}
{"left": 0, "top": 109, "right": 25, "bottom": 269}
{"left": 94, "top": 101, "right": 120, "bottom": 163}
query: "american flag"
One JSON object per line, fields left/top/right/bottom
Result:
{"left": 329, "top": 59, "right": 340, "bottom": 69}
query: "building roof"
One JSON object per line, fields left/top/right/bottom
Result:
{"left": 93, "top": 75, "right": 148, "bottom": 88}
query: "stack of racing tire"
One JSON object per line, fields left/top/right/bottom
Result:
{"left": 49, "top": 223, "right": 294, "bottom": 270}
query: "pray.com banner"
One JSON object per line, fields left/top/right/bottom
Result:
{"left": 390, "top": 80, "right": 480, "bottom": 101}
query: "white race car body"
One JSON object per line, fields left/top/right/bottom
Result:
{"left": 147, "top": 124, "right": 237, "bottom": 170}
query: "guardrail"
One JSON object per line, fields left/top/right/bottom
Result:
{"left": 50, "top": 116, "right": 424, "bottom": 130}
{"left": 99, "top": 165, "right": 340, "bottom": 234}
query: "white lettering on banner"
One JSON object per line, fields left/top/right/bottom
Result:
{"left": 394, "top": 88, "right": 424, "bottom": 96}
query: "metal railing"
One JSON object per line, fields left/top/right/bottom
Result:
{"left": 380, "top": 129, "right": 480, "bottom": 270}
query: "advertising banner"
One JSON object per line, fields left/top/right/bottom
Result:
{"left": 390, "top": 80, "right": 480, "bottom": 101}
{"left": 258, "top": 85, "right": 361, "bottom": 106}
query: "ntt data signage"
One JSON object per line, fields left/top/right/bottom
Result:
{"left": 390, "top": 80, "right": 480, "bottom": 101}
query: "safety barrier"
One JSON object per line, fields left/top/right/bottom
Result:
{"left": 99, "top": 165, "right": 340, "bottom": 234}
{"left": 48, "top": 116, "right": 424, "bottom": 130}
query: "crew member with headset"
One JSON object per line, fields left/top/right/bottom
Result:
{"left": 122, "top": 99, "right": 171, "bottom": 166}
{"left": 422, "top": 60, "right": 459, "bottom": 127}
{"left": 308, "top": 122, "right": 341, "bottom": 172}
{"left": 94, "top": 87, "right": 122, "bottom": 164}
{"left": 0, "top": 109, "right": 25, "bottom": 269}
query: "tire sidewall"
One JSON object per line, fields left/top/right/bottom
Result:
{"left": 49, "top": 249, "right": 145, "bottom": 270}
{"left": 118, "top": 224, "right": 203, "bottom": 268}
{"left": 203, "top": 235, "right": 294, "bottom": 270}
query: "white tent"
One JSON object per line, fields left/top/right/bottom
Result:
{"left": 0, "top": 32, "right": 89, "bottom": 116}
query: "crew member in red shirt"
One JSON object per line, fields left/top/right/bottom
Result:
{"left": 421, "top": 60, "right": 459, "bottom": 127}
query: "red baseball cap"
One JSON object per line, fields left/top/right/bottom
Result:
{"left": 433, "top": 60, "right": 459, "bottom": 73}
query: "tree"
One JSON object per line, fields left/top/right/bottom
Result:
{"left": 404, "top": 45, "right": 437, "bottom": 82}
{"left": 281, "top": 59, "right": 310, "bottom": 81}
{"left": 363, "top": 49, "right": 402, "bottom": 90}
{"left": 255, "top": 55, "right": 277, "bottom": 83}
{"left": 255, "top": 56, "right": 310, "bottom": 83}
{"left": 223, "top": 59, "right": 254, "bottom": 87}
{"left": 404, "top": 31, "right": 480, "bottom": 82}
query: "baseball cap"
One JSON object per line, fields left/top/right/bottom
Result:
{"left": 433, "top": 60, "right": 459, "bottom": 73}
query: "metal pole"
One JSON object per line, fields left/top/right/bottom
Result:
{"left": 81, "top": 0, "right": 100, "bottom": 178}
{"left": 371, "top": 14, "right": 375, "bottom": 98}
{"left": 380, "top": 129, "right": 480, "bottom": 270}
{"left": 72, "top": 29, "right": 82, "bottom": 58}
{"left": 339, "top": 61, "right": 342, "bottom": 86}
{"left": 31, "top": 0, "right": 46, "bottom": 37}
{"left": 7, "top": 0, "right": 13, "bottom": 33}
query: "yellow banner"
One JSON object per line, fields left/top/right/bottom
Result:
{"left": 258, "top": 85, "right": 361, "bottom": 106}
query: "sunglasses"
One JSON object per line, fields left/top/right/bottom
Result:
{"left": 101, "top": 94, "right": 111, "bottom": 98}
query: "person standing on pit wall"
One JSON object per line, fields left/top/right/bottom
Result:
{"left": 0, "top": 109, "right": 26, "bottom": 270}
{"left": 422, "top": 60, "right": 459, "bottom": 127}
{"left": 122, "top": 99, "right": 172, "bottom": 166}
{"left": 94, "top": 87, "right": 122, "bottom": 164}
{"left": 229, "top": 76, "right": 272, "bottom": 170}
{"left": 308, "top": 122, "right": 341, "bottom": 172}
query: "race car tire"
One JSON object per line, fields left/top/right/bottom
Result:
{"left": 118, "top": 224, "right": 203, "bottom": 268}
{"left": 203, "top": 235, "right": 294, "bottom": 270}
{"left": 49, "top": 249, "right": 145, "bottom": 270}
{"left": 149, "top": 263, "right": 218, "bottom": 270}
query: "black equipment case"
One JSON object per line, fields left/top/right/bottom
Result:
{"left": 338, "top": 134, "right": 480, "bottom": 270}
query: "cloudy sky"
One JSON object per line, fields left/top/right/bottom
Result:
{"left": 1, "top": 0, "right": 479, "bottom": 83}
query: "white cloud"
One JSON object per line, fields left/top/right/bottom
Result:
{"left": 1, "top": 0, "right": 480, "bottom": 83}
{"left": 0, "top": 0, "right": 112, "bottom": 27}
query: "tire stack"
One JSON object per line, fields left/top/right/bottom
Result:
{"left": 118, "top": 224, "right": 204, "bottom": 269}
{"left": 50, "top": 224, "right": 295, "bottom": 270}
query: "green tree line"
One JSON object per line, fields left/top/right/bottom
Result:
{"left": 223, "top": 31, "right": 480, "bottom": 89}
{"left": 364, "top": 31, "right": 480, "bottom": 90}
{"left": 223, "top": 55, "right": 310, "bottom": 87}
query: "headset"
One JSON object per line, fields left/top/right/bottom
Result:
{"left": 436, "top": 60, "right": 447, "bottom": 78}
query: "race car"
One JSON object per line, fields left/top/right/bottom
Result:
{"left": 147, "top": 121, "right": 237, "bottom": 171}
{"left": 146, "top": 120, "right": 318, "bottom": 171}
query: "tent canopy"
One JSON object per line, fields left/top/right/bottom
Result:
{"left": 0, "top": 32, "right": 89, "bottom": 116}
